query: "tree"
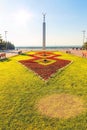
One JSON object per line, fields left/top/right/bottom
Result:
{"left": 82, "top": 42, "right": 87, "bottom": 50}
{"left": 0, "top": 33, "right": 15, "bottom": 50}
{"left": 0, "top": 40, "right": 15, "bottom": 50}
{"left": 5, "top": 41, "right": 15, "bottom": 50}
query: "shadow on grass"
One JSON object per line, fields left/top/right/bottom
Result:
{"left": 20, "top": 53, "right": 29, "bottom": 56}
{"left": 0, "top": 58, "right": 11, "bottom": 62}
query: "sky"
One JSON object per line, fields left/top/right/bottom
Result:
{"left": 0, "top": 0, "right": 87, "bottom": 47}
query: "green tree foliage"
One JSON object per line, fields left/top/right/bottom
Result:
{"left": 0, "top": 40, "right": 15, "bottom": 50}
{"left": 82, "top": 42, "right": 87, "bottom": 50}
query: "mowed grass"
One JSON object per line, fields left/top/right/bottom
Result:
{"left": 0, "top": 52, "right": 87, "bottom": 130}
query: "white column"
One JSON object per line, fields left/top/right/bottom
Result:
{"left": 43, "top": 14, "right": 46, "bottom": 50}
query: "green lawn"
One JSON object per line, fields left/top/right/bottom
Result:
{"left": 0, "top": 52, "right": 87, "bottom": 130}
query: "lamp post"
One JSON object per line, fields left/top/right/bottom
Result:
{"left": 0, "top": 34, "right": 1, "bottom": 38}
{"left": 5, "top": 31, "right": 8, "bottom": 50}
{"left": 82, "top": 30, "right": 86, "bottom": 45}
{"left": 0, "top": 34, "right": 2, "bottom": 44}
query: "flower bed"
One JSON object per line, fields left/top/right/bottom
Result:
{"left": 19, "top": 51, "right": 71, "bottom": 80}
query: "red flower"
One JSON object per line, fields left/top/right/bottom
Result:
{"left": 19, "top": 52, "right": 71, "bottom": 80}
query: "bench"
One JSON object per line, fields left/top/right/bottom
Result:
{"left": 82, "top": 52, "right": 87, "bottom": 57}
{"left": 18, "top": 51, "right": 22, "bottom": 54}
{"left": 66, "top": 50, "right": 71, "bottom": 54}
{"left": 0, "top": 53, "right": 6, "bottom": 60}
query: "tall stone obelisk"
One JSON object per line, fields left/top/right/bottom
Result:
{"left": 42, "top": 13, "right": 46, "bottom": 50}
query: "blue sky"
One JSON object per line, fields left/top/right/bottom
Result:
{"left": 0, "top": 0, "right": 87, "bottom": 47}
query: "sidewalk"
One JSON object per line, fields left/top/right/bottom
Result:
{"left": 6, "top": 49, "right": 29, "bottom": 58}
{"left": 60, "top": 49, "right": 87, "bottom": 58}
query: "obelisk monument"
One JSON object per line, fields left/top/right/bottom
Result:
{"left": 42, "top": 13, "right": 46, "bottom": 50}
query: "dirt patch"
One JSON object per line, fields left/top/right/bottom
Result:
{"left": 37, "top": 94, "right": 86, "bottom": 119}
